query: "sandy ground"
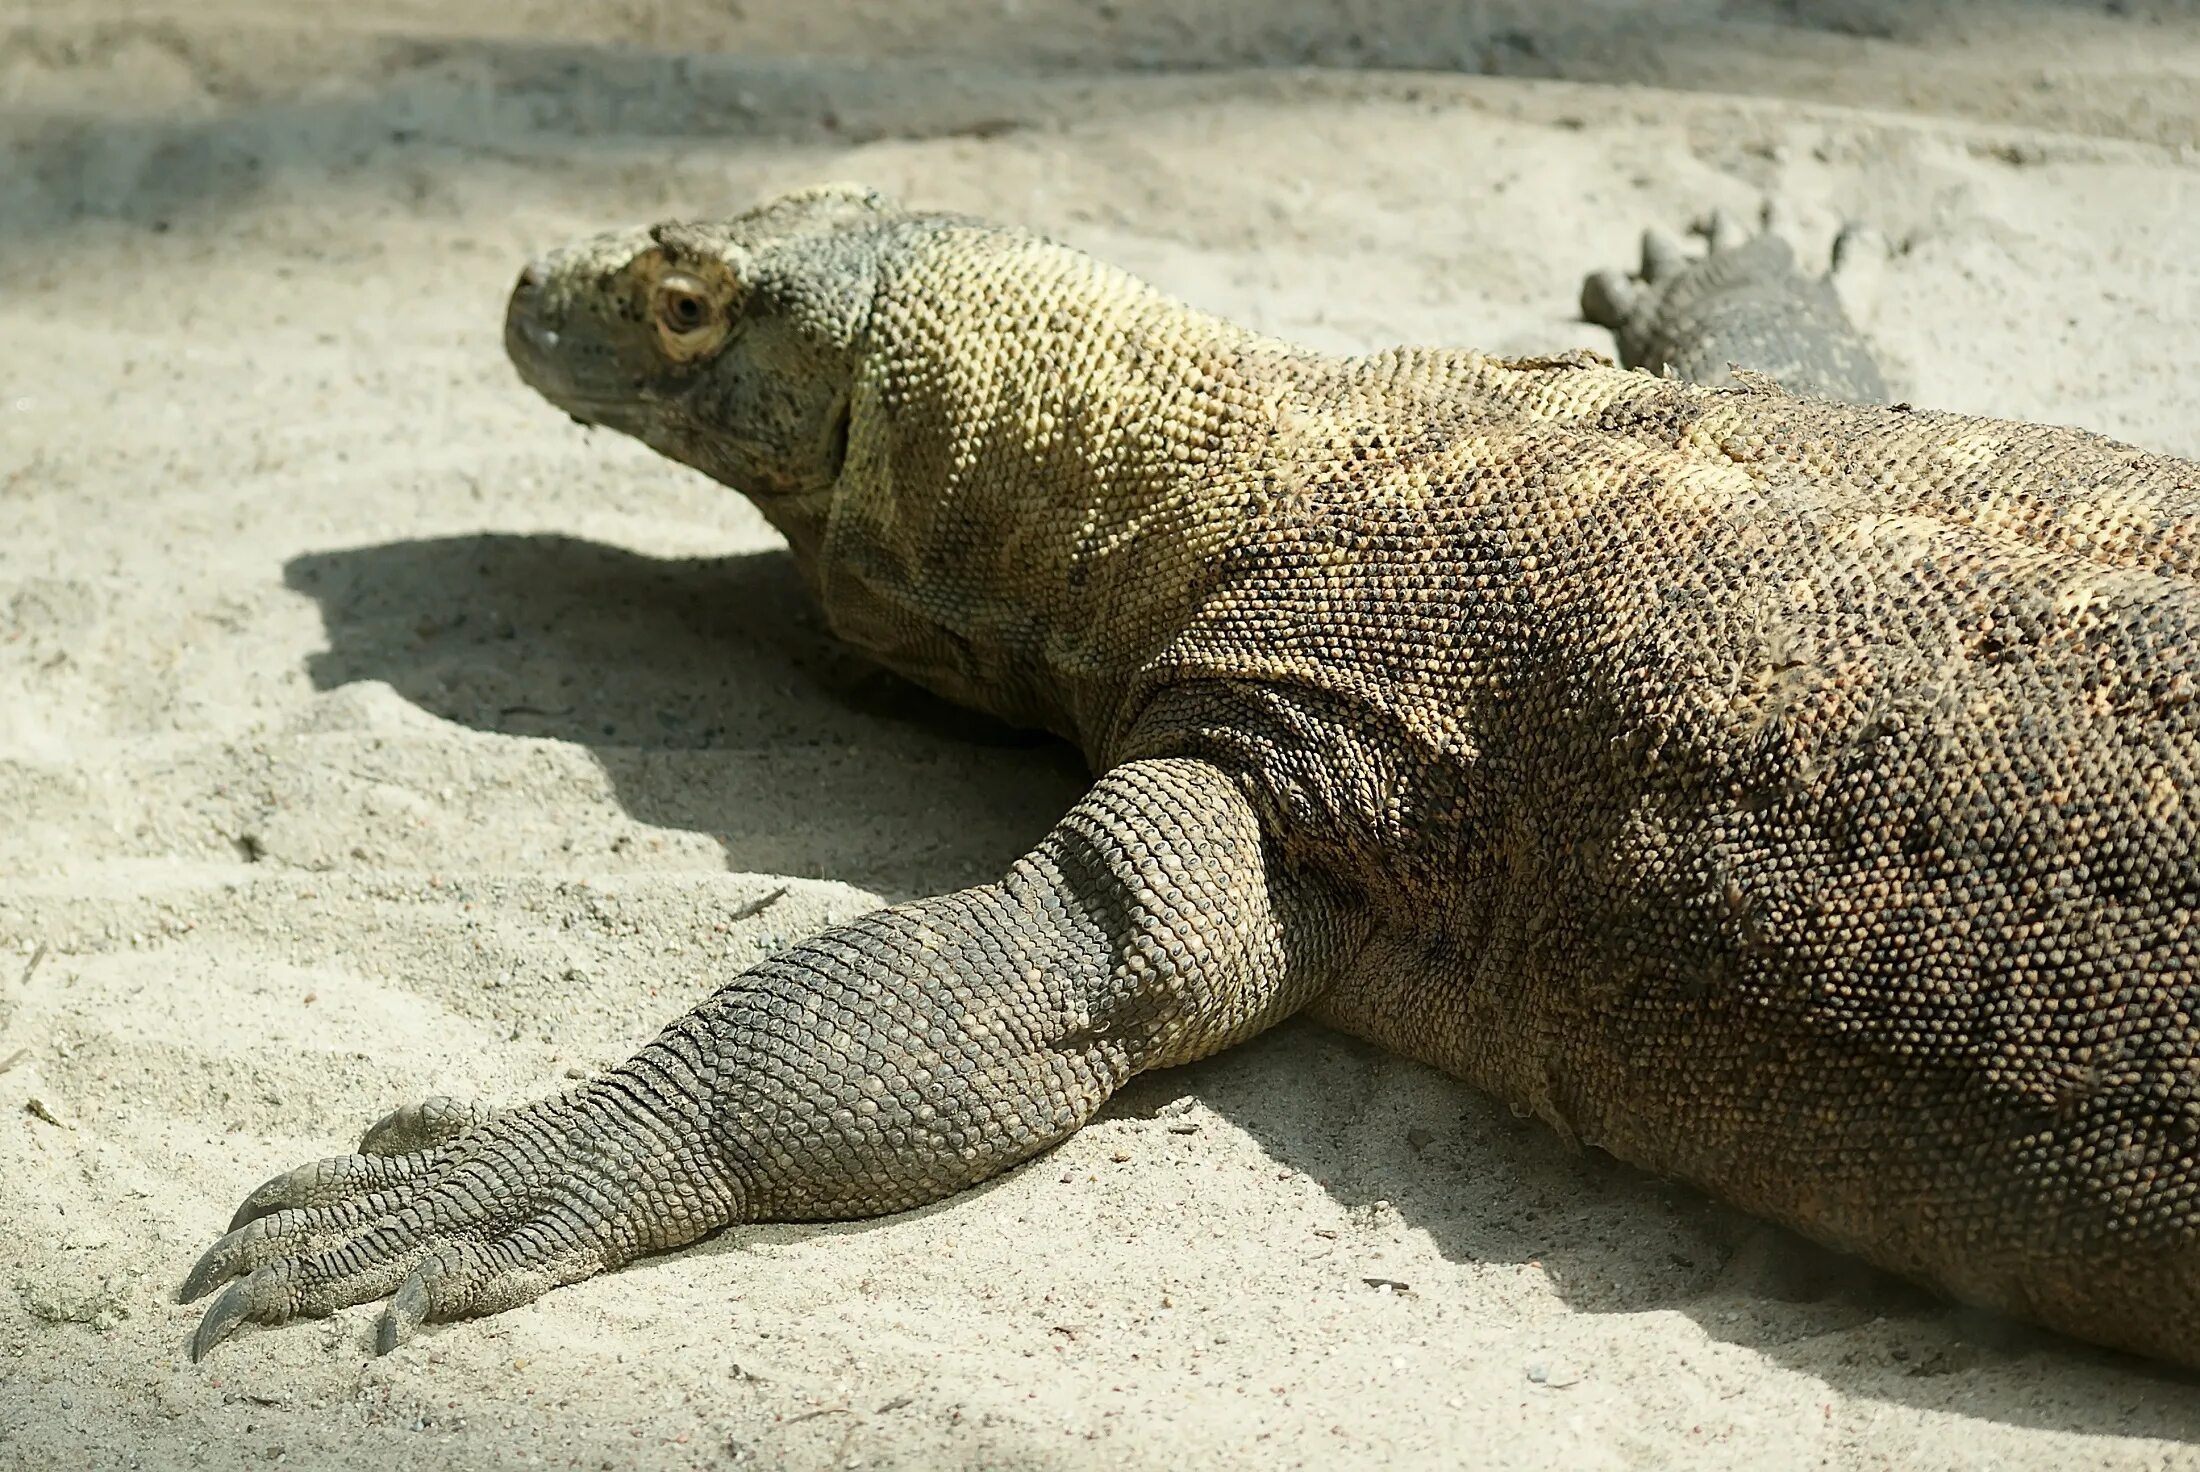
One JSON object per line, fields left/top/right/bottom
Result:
{"left": 4, "top": 2, "right": 2200, "bottom": 1467}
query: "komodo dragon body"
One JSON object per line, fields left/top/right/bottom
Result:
{"left": 183, "top": 185, "right": 2200, "bottom": 1368}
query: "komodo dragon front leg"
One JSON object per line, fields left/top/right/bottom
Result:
{"left": 181, "top": 759, "right": 1360, "bottom": 1357}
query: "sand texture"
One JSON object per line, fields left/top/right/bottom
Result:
{"left": 5, "top": 2, "right": 2200, "bottom": 1467}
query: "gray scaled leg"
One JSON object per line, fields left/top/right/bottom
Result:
{"left": 180, "top": 757, "right": 1359, "bottom": 1358}
{"left": 1580, "top": 207, "right": 1891, "bottom": 404}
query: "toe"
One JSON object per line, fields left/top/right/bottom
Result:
{"left": 181, "top": 1084, "right": 721, "bottom": 1359}
{"left": 227, "top": 1150, "right": 438, "bottom": 1231}
{"left": 359, "top": 1097, "right": 496, "bottom": 1155}
{"left": 1640, "top": 228, "right": 1690, "bottom": 284}
{"left": 182, "top": 1193, "right": 401, "bottom": 1303}
{"left": 1580, "top": 268, "right": 1645, "bottom": 329}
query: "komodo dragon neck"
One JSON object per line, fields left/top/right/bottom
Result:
{"left": 814, "top": 223, "right": 1375, "bottom": 756}
{"left": 813, "top": 222, "right": 1679, "bottom": 765}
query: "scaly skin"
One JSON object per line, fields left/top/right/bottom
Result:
{"left": 182, "top": 185, "right": 2200, "bottom": 1368}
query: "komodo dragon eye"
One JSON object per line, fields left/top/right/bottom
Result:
{"left": 650, "top": 270, "right": 731, "bottom": 360}
{"left": 664, "top": 292, "right": 707, "bottom": 328}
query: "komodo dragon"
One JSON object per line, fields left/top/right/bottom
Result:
{"left": 181, "top": 184, "right": 2200, "bottom": 1368}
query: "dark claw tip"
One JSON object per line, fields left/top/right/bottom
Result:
{"left": 377, "top": 1263, "right": 434, "bottom": 1355}
{"left": 189, "top": 1279, "right": 255, "bottom": 1363}
{"left": 179, "top": 1224, "right": 251, "bottom": 1304}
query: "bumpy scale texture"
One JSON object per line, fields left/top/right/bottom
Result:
{"left": 183, "top": 185, "right": 2200, "bottom": 1370}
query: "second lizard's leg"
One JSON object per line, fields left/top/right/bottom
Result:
{"left": 179, "top": 757, "right": 1362, "bottom": 1358}
{"left": 1580, "top": 207, "right": 1892, "bottom": 404}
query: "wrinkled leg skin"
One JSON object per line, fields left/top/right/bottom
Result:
{"left": 180, "top": 759, "right": 1361, "bottom": 1358}
{"left": 1580, "top": 206, "right": 1891, "bottom": 404}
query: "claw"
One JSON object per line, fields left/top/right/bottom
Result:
{"left": 179, "top": 1220, "right": 263, "bottom": 1304}
{"left": 228, "top": 1157, "right": 344, "bottom": 1232}
{"left": 1831, "top": 222, "right": 1887, "bottom": 274}
{"left": 377, "top": 1257, "right": 439, "bottom": 1354}
{"left": 189, "top": 1273, "right": 265, "bottom": 1362}
{"left": 229, "top": 1183, "right": 288, "bottom": 1234}
{"left": 1640, "top": 228, "right": 1689, "bottom": 284}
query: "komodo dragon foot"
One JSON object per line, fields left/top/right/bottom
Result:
{"left": 1581, "top": 206, "right": 1891, "bottom": 404}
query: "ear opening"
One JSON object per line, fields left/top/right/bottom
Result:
{"left": 649, "top": 221, "right": 718, "bottom": 260}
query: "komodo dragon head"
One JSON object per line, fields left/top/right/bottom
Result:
{"left": 504, "top": 180, "right": 1250, "bottom": 740}
{"left": 504, "top": 182, "right": 902, "bottom": 569}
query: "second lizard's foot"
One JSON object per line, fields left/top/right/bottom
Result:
{"left": 1579, "top": 204, "right": 1891, "bottom": 404}
{"left": 1580, "top": 208, "right": 1802, "bottom": 343}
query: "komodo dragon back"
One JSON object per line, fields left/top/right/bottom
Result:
{"left": 182, "top": 183, "right": 2200, "bottom": 1372}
